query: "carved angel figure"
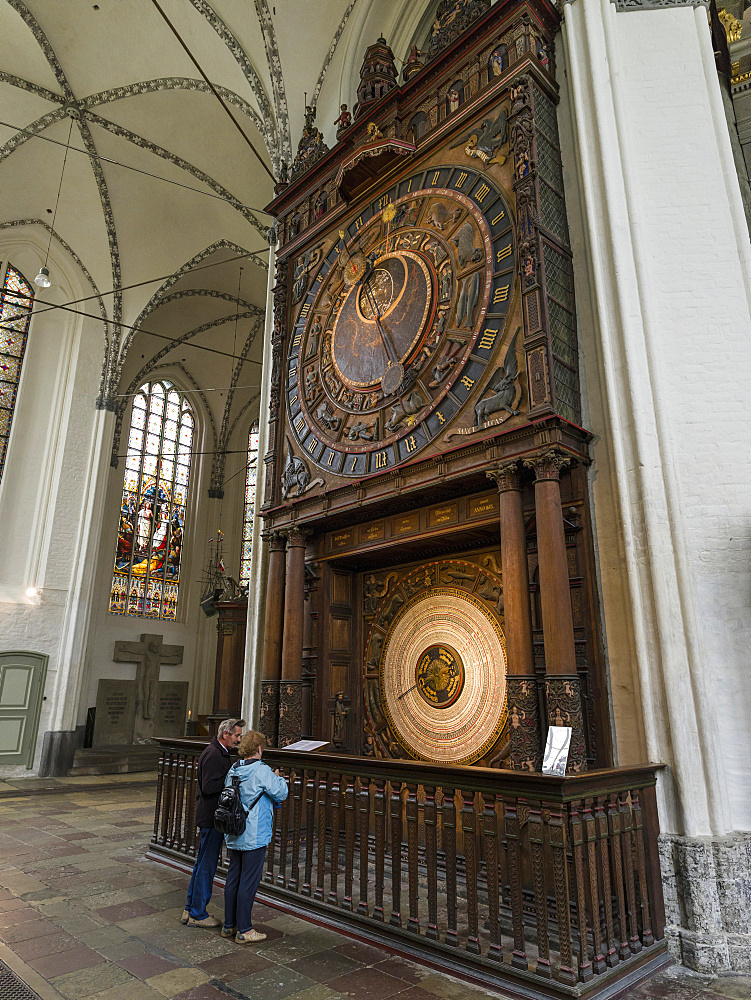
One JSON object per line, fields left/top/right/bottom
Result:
{"left": 473, "top": 329, "right": 520, "bottom": 427}
{"left": 450, "top": 106, "right": 508, "bottom": 165}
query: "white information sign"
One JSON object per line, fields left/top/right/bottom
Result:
{"left": 283, "top": 739, "right": 329, "bottom": 752}
{"left": 542, "top": 726, "right": 572, "bottom": 776}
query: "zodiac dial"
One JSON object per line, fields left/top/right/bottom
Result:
{"left": 286, "top": 165, "right": 516, "bottom": 477}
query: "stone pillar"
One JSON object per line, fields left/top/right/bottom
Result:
{"left": 559, "top": 0, "right": 751, "bottom": 968}
{"left": 279, "top": 527, "right": 309, "bottom": 746}
{"left": 257, "top": 530, "right": 286, "bottom": 747}
{"left": 525, "top": 449, "right": 586, "bottom": 771}
{"left": 487, "top": 461, "right": 541, "bottom": 770}
{"left": 242, "top": 224, "right": 279, "bottom": 729}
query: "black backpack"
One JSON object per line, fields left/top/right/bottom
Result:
{"left": 214, "top": 774, "right": 246, "bottom": 836}
{"left": 214, "top": 762, "right": 264, "bottom": 837}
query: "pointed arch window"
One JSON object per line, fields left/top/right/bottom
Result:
{"left": 109, "top": 380, "right": 195, "bottom": 620}
{"left": 239, "top": 422, "right": 259, "bottom": 590}
{"left": 0, "top": 264, "right": 34, "bottom": 485}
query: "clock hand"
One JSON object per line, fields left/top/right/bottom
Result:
{"left": 361, "top": 277, "right": 400, "bottom": 365}
{"left": 397, "top": 682, "right": 418, "bottom": 701}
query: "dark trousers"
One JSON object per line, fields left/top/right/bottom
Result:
{"left": 186, "top": 827, "right": 223, "bottom": 919}
{"left": 224, "top": 846, "right": 266, "bottom": 933}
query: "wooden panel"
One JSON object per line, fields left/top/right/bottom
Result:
{"left": 330, "top": 617, "right": 351, "bottom": 652}
{"left": 360, "top": 521, "right": 385, "bottom": 544}
{"left": 428, "top": 503, "right": 458, "bottom": 528}
{"left": 332, "top": 571, "right": 350, "bottom": 605}
{"left": 392, "top": 513, "right": 420, "bottom": 536}
{"left": 466, "top": 491, "right": 499, "bottom": 521}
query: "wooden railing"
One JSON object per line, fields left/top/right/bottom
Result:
{"left": 149, "top": 739, "right": 667, "bottom": 997}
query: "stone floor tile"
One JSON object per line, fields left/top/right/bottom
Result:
{"left": 117, "top": 950, "right": 181, "bottom": 979}
{"left": 171, "top": 985, "right": 229, "bottom": 1000}
{"left": 267, "top": 913, "right": 316, "bottom": 935}
{"left": 51, "top": 961, "right": 135, "bottom": 998}
{"left": 230, "top": 965, "right": 317, "bottom": 1000}
{"left": 698, "top": 983, "right": 751, "bottom": 1000}
{"left": 95, "top": 899, "right": 157, "bottom": 922}
{"left": 11, "top": 929, "right": 79, "bottom": 961}
{"left": 76, "top": 924, "right": 136, "bottom": 950}
{"left": 258, "top": 931, "right": 344, "bottom": 965}
{"left": 373, "top": 956, "right": 431, "bottom": 986}
{"left": 152, "top": 931, "right": 236, "bottom": 965}
{"left": 29, "top": 943, "right": 107, "bottom": 979}
{"left": 87, "top": 981, "right": 165, "bottom": 1000}
{"left": 326, "top": 965, "right": 410, "bottom": 1000}
{"left": 199, "top": 948, "right": 273, "bottom": 979}
{"left": 0, "top": 896, "right": 26, "bottom": 913}
{"left": 1, "top": 916, "right": 60, "bottom": 942}
{"left": 0, "top": 906, "right": 41, "bottom": 928}
{"left": 96, "top": 935, "right": 152, "bottom": 961}
{"left": 331, "top": 940, "right": 390, "bottom": 966}
{"left": 285, "top": 986, "right": 347, "bottom": 1000}
{"left": 416, "top": 973, "right": 496, "bottom": 999}
{"left": 146, "top": 965, "right": 211, "bottom": 997}
{"left": 285, "top": 948, "right": 362, "bottom": 983}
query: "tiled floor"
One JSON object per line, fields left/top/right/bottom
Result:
{"left": 0, "top": 774, "right": 748, "bottom": 1000}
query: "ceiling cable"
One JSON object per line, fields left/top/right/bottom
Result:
{"left": 149, "top": 0, "right": 276, "bottom": 184}
{"left": 24, "top": 249, "right": 268, "bottom": 319}
{"left": 1, "top": 294, "right": 264, "bottom": 365}
{"left": 0, "top": 119, "right": 273, "bottom": 214}
{"left": 114, "top": 384, "right": 260, "bottom": 398}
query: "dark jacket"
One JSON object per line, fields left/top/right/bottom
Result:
{"left": 195, "top": 737, "right": 234, "bottom": 828}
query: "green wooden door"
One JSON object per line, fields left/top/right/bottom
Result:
{"left": 0, "top": 652, "right": 48, "bottom": 768}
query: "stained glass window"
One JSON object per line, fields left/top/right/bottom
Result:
{"left": 109, "top": 380, "right": 194, "bottom": 620}
{"left": 0, "top": 264, "right": 34, "bottom": 484}
{"left": 239, "top": 422, "right": 259, "bottom": 590}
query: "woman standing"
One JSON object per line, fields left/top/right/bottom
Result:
{"left": 221, "top": 730, "right": 288, "bottom": 943}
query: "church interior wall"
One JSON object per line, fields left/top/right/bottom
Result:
{"left": 0, "top": 233, "right": 104, "bottom": 774}
{"left": 79, "top": 360, "right": 258, "bottom": 736}
{"left": 553, "top": 1, "right": 751, "bottom": 972}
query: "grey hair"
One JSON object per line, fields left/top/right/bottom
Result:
{"left": 217, "top": 718, "right": 245, "bottom": 737}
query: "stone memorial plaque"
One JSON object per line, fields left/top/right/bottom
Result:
{"left": 93, "top": 679, "right": 136, "bottom": 746}
{"left": 155, "top": 681, "right": 189, "bottom": 738}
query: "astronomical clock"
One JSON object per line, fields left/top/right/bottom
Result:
{"left": 285, "top": 166, "right": 518, "bottom": 478}
{"left": 261, "top": 0, "right": 609, "bottom": 772}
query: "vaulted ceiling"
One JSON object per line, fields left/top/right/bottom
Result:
{"left": 0, "top": 0, "right": 435, "bottom": 443}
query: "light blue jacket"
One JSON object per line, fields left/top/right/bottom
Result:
{"left": 223, "top": 758, "right": 288, "bottom": 851}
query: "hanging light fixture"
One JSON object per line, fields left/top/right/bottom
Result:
{"left": 35, "top": 113, "right": 75, "bottom": 288}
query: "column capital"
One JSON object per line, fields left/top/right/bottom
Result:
{"left": 283, "top": 526, "right": 312, "bottom": 547}
{"left": 263, "top": 530, "right": 287, "bottom": 551}
{"left": 524, "top": 448, "right": 572, "bottom": 483}
{"left": 487, "top": 460, "right": 523, "bottom": 493}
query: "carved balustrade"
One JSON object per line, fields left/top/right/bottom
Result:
{"left": 150, "top": 739, "right": 666, "bottom": 997}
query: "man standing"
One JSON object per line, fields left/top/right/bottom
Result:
{"left": 182, "top": 718, "right": 245, "bottom": 927}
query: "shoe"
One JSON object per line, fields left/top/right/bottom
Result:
{"left": 221, "top": 925, "right": 236, "bottom": 938}
{"left": 188, "top": 915, "right": 221, "bottom": 928}
{"left": 180, "top": 909, "right": 189, "bottom": 925}
{"left": 236, "top": 928, "right": 266, "bottom": 944}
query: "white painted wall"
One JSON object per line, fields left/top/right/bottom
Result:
{"left": 0, "top": 230, "right": 262, "bottom": 775}
{"left": 558, "top": 0, "right": 751, "bottom": 837}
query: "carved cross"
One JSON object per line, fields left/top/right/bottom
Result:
{"left": 113, "top": 633, "right": 183, "bottom": 741}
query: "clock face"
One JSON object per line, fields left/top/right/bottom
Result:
{"left": 286, "top": 165, "right": 515, "bottom": 477}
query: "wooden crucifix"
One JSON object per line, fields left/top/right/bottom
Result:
{"left": 113, "top": 633, "right": 183, "bottom": 742}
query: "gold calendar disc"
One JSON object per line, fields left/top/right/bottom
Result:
{"left": 380, "top": 588, "right": 506, "bottom": 763}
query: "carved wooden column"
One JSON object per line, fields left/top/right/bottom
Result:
{"left": 211, "top": 598, "right": 248, "bottom": 718}
{"left": 279, "top": 526, "right": 309, "bottom": 745}
{"left": 487, "top": 461, "right": 541, "bottom": 770}
{"left": 262, "top": 259, "right": 288, "bottom": 512}
{"left": 258, "top": 531, "right": 286, "bottom": 747}
{"left": 525, "top": 448, "right": 586, "bottom": 771}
